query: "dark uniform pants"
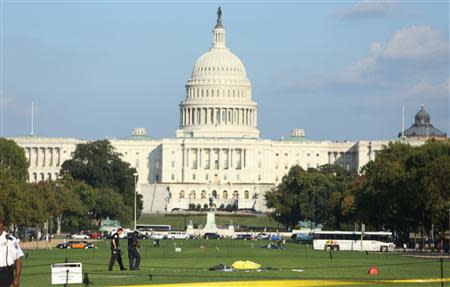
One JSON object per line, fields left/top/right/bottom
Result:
{"left": 128, "top": 249, "right": 140, "bottom": 270}
{"left": 108, "top": 249, "right": 125, "bottom": 271}
{"left": 0, "top": 267, "right": 14, "bottom": 287}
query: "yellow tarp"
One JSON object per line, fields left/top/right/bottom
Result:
{"left": 231, "top": 260, "right": 261, "bottom": 270}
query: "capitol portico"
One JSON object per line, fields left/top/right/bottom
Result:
{"left": 10, "top": 9, "right": 444, "bottom": 214}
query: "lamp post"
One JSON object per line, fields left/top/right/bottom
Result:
{"left": 133, "top": 173, "right": 138, "bottom": 231}
{"left": 448, "top": 208, "right": 450, "bottom": 254}
{"left": 276, "top": 212, "right": 281, "bottom": 232}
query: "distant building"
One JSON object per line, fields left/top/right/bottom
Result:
{"left": 399, "top": 105, "right": 446, "bottom": 139}
{"left": 9, "top": 9, "right": 445, "bottom": 214}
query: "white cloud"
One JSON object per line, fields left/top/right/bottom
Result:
{"left": 338, "top": 26, "right": 448, "bottom": 84}
{"left": 406, "top": 78, "right": 450, "bottom": 98}
{"left": 339, "top": 1, "right": 395, "bottom": 19}
{"left": 383, "top": 26, "right": 449, "bottom": 60}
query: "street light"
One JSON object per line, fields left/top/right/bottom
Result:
{"left": 276, "top": 212, "right": 281, "bottom": 232}
{"left": 133, "top": 172, "right": 138, "bottom": 231}
{"left": 448, "top": 208, "right": 450, "bottom": 254}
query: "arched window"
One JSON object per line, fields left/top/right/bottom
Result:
{"left": 244, "top": 190, "right": 249, "bottom": 199}
{"left": 190, "top": 190, "right": 196, "bottom": 199}
{"left": 179, "top": 190, "right": 185, "bottom": 199}
{"left": 212, "top": 190, "right": 217, "bottom": 199}
{"left": 223, "top": 190, "right": 228, "bottom": 199}
{"left": 201, "top": 190, "right": 207, "bottom": 199}
{"left": 233, "top": 190, "right": 239, "bottom": 199}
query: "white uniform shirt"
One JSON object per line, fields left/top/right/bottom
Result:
{"left": 0, "top": 232, "right": 24, "bottom": 267}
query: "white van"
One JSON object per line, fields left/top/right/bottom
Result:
{"left": 167, "top": 231, "right": 190, "bottom": 240}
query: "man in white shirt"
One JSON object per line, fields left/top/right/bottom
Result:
{"left": 0, "top": 218, "right": 23, "bottom": 287}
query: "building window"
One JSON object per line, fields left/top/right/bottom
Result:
{"left": 201, "top": 190, "right": 206, "bottom": 199}
{"left": 171, "top": 174, "right": 175, "bottom": 180}
{"left": 214, "top": 160, "right": 219, "bottom": 169}
{"left": 205, "top": 174, "right": 209, "bottom": 180}
{"left": 275, "top": 176, "right": 279, "bottom": 182}
{"left": 212, "top": 190, "right": 218, "bottom": 199}
{"left": 258, "top": 175, "right": 261, "bottom": 181}
{"left": 190, "top": 190, "right": 196, "bottom": 199}
{"left": 223, "top": 190, "right": 228, "bottom": 199}
{"left": 316, "top": 153, "right": 319, "bottom": 157}
{"left": 224, "top": 174, "right": 227, "bottom": 181}
{"left": 192, "top": 174, "right": 196, "bottom": 180}
{"left": 233, "top": 190, "right": 239, "bottom": 199}
{"left": 307, "top": 153, "right": 310, "bottom": 157}
{"left": 236, "top": 174, "right": 240, "bottom": 180}
{"left": 275, "top": 165, "right": 278, "bottom": 169}
{"left": 285, "top": 165, "right": 288, "bottom": 169}
{"left": 171, "top": 161, "right": 175, "bottom": 167}
{"left": 285, "top": 153, "right": 288, "bottom": 156}
{"left": 275, "top": 153, "right": 279, "bottom": 156}
{"left": 244, "top": 190, "right": 249, "bottom": 199}
{"left": 179, "top": 190, "right": 185, "bottom": 199}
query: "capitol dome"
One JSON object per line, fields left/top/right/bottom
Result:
{"left": 176, "top": 7, "right": 260, "bottom": 139}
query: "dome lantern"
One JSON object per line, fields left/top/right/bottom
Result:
{"left": 212, "top": 7, "right": 226, "bottom": 49}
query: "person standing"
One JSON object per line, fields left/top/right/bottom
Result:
{"left": 0, "top": 218, "right": 23, "bottom": 287}
{"left": 108, "top": 228, "right": 125, "bottom": 271}
{"left": 127, "top": 231, "right": 140, "bottom": 270}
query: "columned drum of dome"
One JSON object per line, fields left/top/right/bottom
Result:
{"left": 176, "top": 8, "right": 260, "bottom": 139}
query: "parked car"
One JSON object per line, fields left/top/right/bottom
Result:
{"left": 166, "top": 231, "right": 190, "bottom": 240}
{"left": 89, "top": 231, "right": 103, "bottom": 239}
{"left": 148, "top": 233, "right": 165, "bottom": 240}
{"left": 56, "top": 241, "right": 96, "bottom": 249}
{"left": 235, "top": 234, "right": 253, "bottom": 240}
{"left": 68, "top": 233, "right": 90, "bottom": 239}
{"left": 256, "top": 233, "right": 270, "bottom": 240}
{"left": 292, "top": 233, "right": 312, "bottom": 242}
{"left": 203, "top": 233, "right": 222, "bottom": 240}
{"left": 269, "top": 234, "right": 283, "bottom": 241}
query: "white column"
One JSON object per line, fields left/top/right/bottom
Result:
{"left": 56, "top": 148, "right": 60, "bottom": 167}
{"left": 42, "top": 148, "right": 46, "bottom": 167}
{"left": 230, "top": 148, "right": 233, "bottom": 168}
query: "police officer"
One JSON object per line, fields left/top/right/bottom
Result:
{"left": 108, "top": 228, "right": 125, "bottom": 271}
{"left": 0, "top": 218, "right": 23, "bottom": 287}
{"left": 127, "top": 231, "right": 140, "bottom": 271}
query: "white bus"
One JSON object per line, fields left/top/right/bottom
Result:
{"left": 312, "top": 231, "right": 395, "bottom": 252}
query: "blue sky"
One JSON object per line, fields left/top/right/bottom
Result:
{"left": 2, "top": 1, "right": 449, "bottom": 141}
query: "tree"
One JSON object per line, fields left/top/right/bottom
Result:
{"left": 355, "top": 140, "right": 450, "bottom": 242}
{"left": 0, "top": 138, "right": 28, "bottom": 183}
{"left": 265, "top": 164, "right": 356, "bottom": 230}
{"left": 60, "top": 140, "right": 143, "bottom": 223}
{"left": 0, "top": 168, "right": 28, "bottom": 225}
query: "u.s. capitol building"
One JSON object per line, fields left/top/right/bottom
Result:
{"left": 10, "top": 10, "right": 446, "bottom": 213}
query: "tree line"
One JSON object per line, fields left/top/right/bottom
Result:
{"left": 265, "top": 140, "right": 450, "bottom": 243}
{"left": 0, "top": 138, "right": 143, "bottom": 235}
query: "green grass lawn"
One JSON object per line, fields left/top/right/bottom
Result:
{"left": 138, "top": 213, "right": 280, "bottom": 231}
{"left": 20, "top": 239, "right": 449, "bottom": 287}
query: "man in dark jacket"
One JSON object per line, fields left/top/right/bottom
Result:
{"left": 128, "top": 231, "right": 140, "bottom": 270}
{"left": 108, "top": 228, "right": 125, "bottom": 271}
